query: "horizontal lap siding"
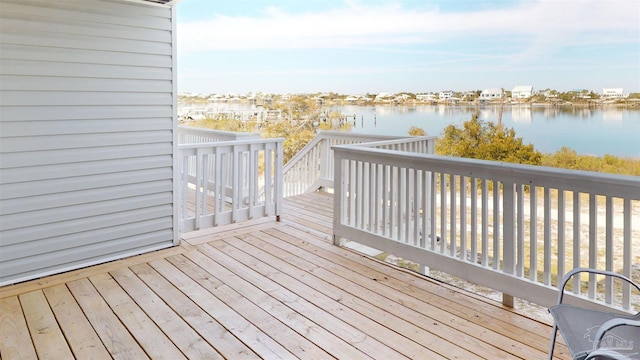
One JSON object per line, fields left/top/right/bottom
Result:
{"left": 0, "top": 0, "right": 175, "bottom": 285}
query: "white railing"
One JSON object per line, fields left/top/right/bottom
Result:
{"left": 178, "top": 126, "right": 260, "bottom": 143}
{"left": 333, "top": 145, "right": 640, "bottom": 312}
{"left": 178, "top": 138, "right": 283, "bottom": 232}
{"left": 282, "top": 131, "right": 435, "bottom": 197}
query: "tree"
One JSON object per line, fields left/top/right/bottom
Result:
{"left": 436, "top": 112, "right": 542, "bottom": 165}
{"left": 408, "top": 126, "right": 426, "bottom": 136}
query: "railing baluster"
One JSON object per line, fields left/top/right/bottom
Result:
{"left": 214, "top": 149, "right": 222, "bottom": 226}
{"left": 516, "top": 183, "right": 524, "bottom": 277}
{"left": 623, "top": 198, "right": 632, "bottom": 309}
{"left": 440, "top": 173, "right": 447, "bottom": 254}
{"left": 373, "top": 163, "right": 380, "bottom": 233}
{"left": 558, "top": 189, "right": 565, "bottom": 283}
{"left": 363, "top": 161, "right": 370, "bottom": 231}
{"left": 493, "top": 181, "right": 500, "bottom": 270}
{"left": 471, "top": 177, "right": 477, "bottom": 263}
{"left": 503, "top": 181, "right": 515, "bottom": 276}
{"left": 460, "top": 176, "right": 467, "bottom": 261}
{"left": 382, "top": 164, "right": 388, "bottom": 238}
{"left": 450, "top": 174, "right": 457, "bottom": 258}
{"left": 543, "top": 187, "right": 551, "bottom": 284}
{"left": 588, "top": 193, "right": 597, "bottom": 299}
{"left": 195, "top": 148, "right": 203, "bottom": 230}
{"left": 573, "top": 191, "right": 581, "bottom": 294}
{"left": 413, "top": 168, "right": 421, "bottom": 247}
{"left": 428, "top": 170, "right": 436, "bottom": 250}
{"left": 530, "top": 186, "right": 538, "bottom": 282}
{"left": 481, "top": 179, "right": 489, "bottom": 266}
{"left": 605, "top": 196, "right": 614, "bottom": 304}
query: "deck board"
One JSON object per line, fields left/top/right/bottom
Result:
{"left": 42, "top": 284, "right": 112, "bottom": 360}
{"left": 0, "top": 192, "right": 570, "bottom": 359}
{"left": 0, "top": 296, "right": 38, "bottom": 360}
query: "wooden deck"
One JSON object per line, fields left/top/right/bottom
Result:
{"left": 0, "top": 192, "right": 570, "bottom": 359}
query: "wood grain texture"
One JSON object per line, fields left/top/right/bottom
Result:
{"left": 0, "top": 192, "right": 571, "bottom": 359}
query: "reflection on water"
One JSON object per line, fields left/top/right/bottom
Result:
{"left": 602, "top": 109, "right": 624, "bottom": 123}
{"left": 185, "top": 102, "right": 640, "bottom": 157}
{"left": 511, "top": 106, "right": 532, "bottom": 123}
{"left": 333, "top": 105, "right": 640, "bottom": 157}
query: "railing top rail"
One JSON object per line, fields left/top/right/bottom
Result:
{"left": 351, "top": 136, "right": 437, "bottom": 149}
{"left": 283, "top": 131, "right": 415, "bottom": 171}
{"left": 177, "top": 126, "right": 261, "bottom": 140}
{"left": 178, "top": 137, "right": 284, "bottom": 150}
{"left": 333, "top": 145, "right": 640, "bottom": 199}
{"left": 315, "top": 130, "right": 408, "bottom": 141}
{"left": 282, "top": 135, "right": 325, "bottom": 173}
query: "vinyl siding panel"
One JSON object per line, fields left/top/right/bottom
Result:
{"left": 0, "top": 0, "right": 176, "bottom": 285}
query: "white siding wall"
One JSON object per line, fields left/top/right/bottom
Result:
{"left": 0, "top": 0, "right": 176, "bottom": 285}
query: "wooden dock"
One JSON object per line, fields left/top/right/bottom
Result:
{"left": 0, "top": 192, "right": 569, "bottom": 359}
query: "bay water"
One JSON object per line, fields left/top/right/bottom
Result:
{"left": 331, "top": 105, "right": 640, "bottom": 157}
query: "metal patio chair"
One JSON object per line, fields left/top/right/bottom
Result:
{"left": 548, "top": 268, "right": 640, "bottom": 360}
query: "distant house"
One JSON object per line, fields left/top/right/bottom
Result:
{"left": 439, "top": 90, "right": 454, "bottom": 100}
{"left": 375, "top": 92, "right": 395, "bottom": 102}
{"left": 512, "top": 86, "right": 533, "bottom": 99}
{"left": 480, "top": 88, "right": 504, "bottom": 100}
{"left": 416, "top": 93, "right": 437, "bottom": 101}
{"left": 602, "top": 88, "right": 625, "bottom": 98}
{"left": 0, "top": 0, "right": 180, "bottom": 285}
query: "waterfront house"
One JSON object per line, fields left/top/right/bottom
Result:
{"left": 416, "top": 92, "right": 437, "bottom": 101}
{"left": 438, "top": 90, "right": 454, "bottom": 100}
{"left": 374, "top": 92, "right": 395, "bottom": 103}
{"left": 480, "top": 88, "right": 504, "bottom": 100}
{"left": 602, "top": 88, "right": 625, "bottom": 98}
{"left": 511, "top": 85, "right": 533, "bottom": 99}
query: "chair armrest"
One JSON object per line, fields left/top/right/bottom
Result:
{"left": 593, "top": 318, "right": 640, "bottom": 349}
{"left": 584, "top": 348, "right": 633, "bottom": 360}
{"left": 555, "top": 268, "right": 640, "bottom": 305}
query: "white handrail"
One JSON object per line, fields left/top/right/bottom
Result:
{"left": 178, "top": 138, "right": 283, "bottom": 232}
{"left": 333, "top": 145, "right": 640, "bottom": 312}
{"left": 178, "top": 126, "right": 261, "bottom": 143}
{"left": 282, "top": 131, "right": 436, "bottom": 197}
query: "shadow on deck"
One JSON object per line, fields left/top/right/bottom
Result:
{"left": 0, "top": 192, "right": 570, "bottom": 359}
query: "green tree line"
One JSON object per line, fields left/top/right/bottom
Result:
{"left": 186, "top": 111, "right": 639, "bottom": 176}
{"left": 433, "top": 112, "right": 640, "bottom": 176}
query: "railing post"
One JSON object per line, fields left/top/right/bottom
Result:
{"left": 275, "top": 139, "right": 283, "bottom": 221}
{"left": 333, "top": 147, "right": 344, "bottom": 246}
{"left": 320, "top": 137, "right": 331, "bottom": 181}
{"left": 503, "top": 181, "right": 516, "bottom": 307}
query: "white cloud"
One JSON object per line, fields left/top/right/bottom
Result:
{"left": 177, "top": 0, "right": 639, "bottom": 54}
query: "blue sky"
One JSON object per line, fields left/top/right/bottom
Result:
{"left": 176, "top": 0, "right": 640, "bottom": 95}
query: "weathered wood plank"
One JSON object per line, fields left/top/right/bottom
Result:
{"left": 42, "top": 285, "right": 111, "bottom": 360}
{"left": 146, "top": 254, "right": 296, "bottom": 359}
{"left": 88, "top": 273, "right": 187, "bottom": 359}
{"left": 67, "top": 278, "right": 150, "bottom": 359}
{"left": 0, "top": 296, "right": 38, "bottom": 360}
{"left": 169, "top": 249, "right": 371, "bottom": 360}
{"left": 263, "top": 222, "right": 570, "bottom": 358}
{"left": 0, "top": 192, "right": 573, "bottom": 360}
{"left": 19, "top": 290, "right": 74, "bottom": 359}
{"left": 198, "top": 241, "right": 426, "bottom": 359}
{"left": 229, "top": 232, "right": 493, "bottom": 359}
{"left": 164, "top": 252, "right": 331, "bottom": 359}
{"left": 129, "top": 261, "right": 260, "bottom": 359}
{"left": 0, "top": 245, "right": 183, "bottom": 299}
{"left": 109, "top": 267, "right": 223, "bottom": 360}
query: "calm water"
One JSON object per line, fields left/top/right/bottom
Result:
{"left": 331, "top": 105, "right": 640, "bottom": 157}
